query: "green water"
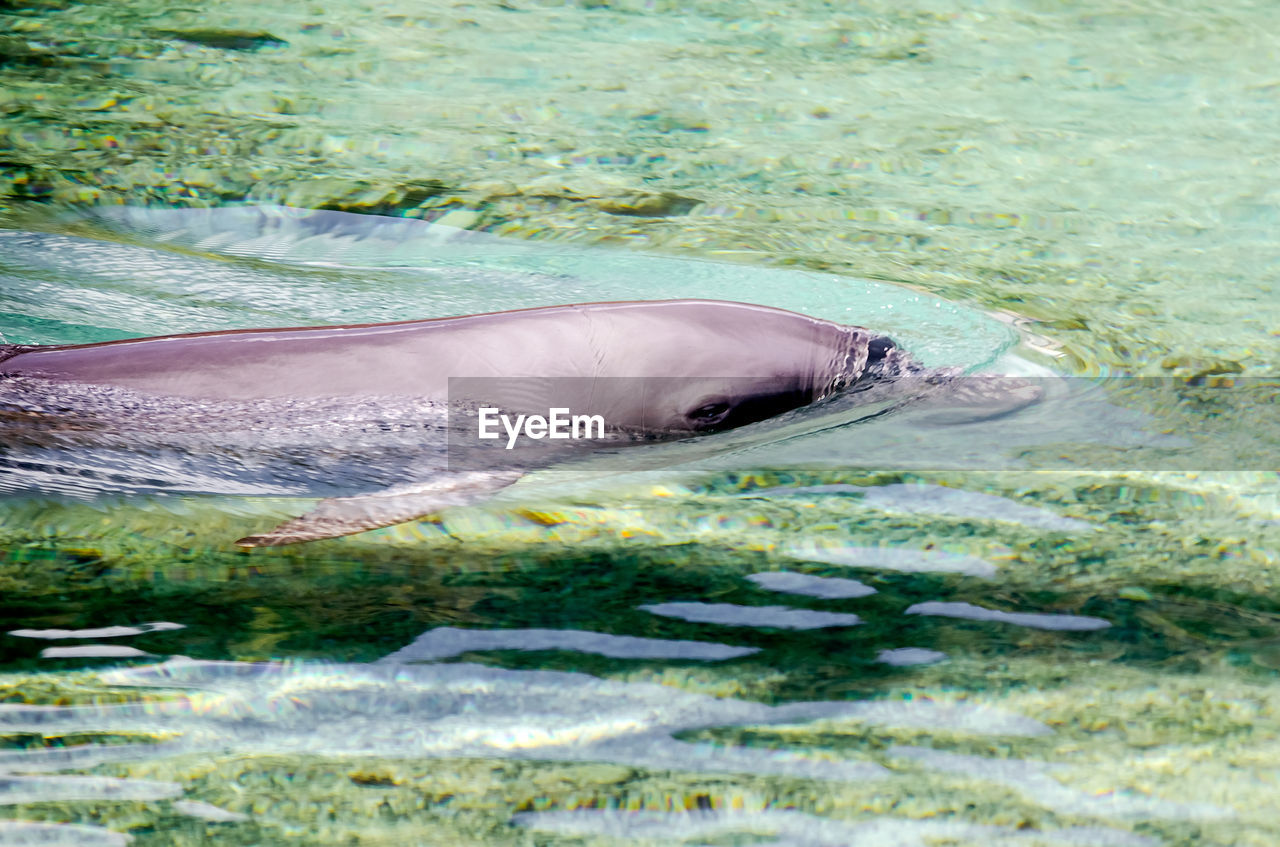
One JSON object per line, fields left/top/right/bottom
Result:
{"left": 1, "top": 0, "right": 1278, "bottom": 845}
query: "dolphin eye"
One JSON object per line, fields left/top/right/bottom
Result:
{"left": 688, "top": 401, "right": 731, "bottom": 421}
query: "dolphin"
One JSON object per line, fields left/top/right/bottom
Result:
{"left": 0, "top": 299, "right": 915, "bottom": 545}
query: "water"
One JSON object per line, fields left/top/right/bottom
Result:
{"left": 1, "top": 0, "right": 1279, "bottom": 845}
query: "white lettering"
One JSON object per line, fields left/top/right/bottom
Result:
{"left": 548, "top": 407, "right": 570, "bottom": 439}
{"left": 573, "top": 414, "right": 605, "bottom": 439}
{"left": 478, "top": 407, "right": 500, "bottom": 439}
{"left": 501, "top": 413, "right": 526, "bottom": 449}
{"left": 479, "top": 407, "right": 608, "bottom": 448}
{"left": 524, "top": 415, "right": 548, "bottom": 439}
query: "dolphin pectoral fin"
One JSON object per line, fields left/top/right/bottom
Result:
{"left": 234, "top": 470, "right": 524, "bottom": 547}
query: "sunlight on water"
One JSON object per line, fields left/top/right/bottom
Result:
{"left": 639, "top": 602, "right": 864, "bottom": 630}
{"left": 904, "top": 601, "right": 1113, "bottom": 632}
{"left": 856, "top": 482, "right": 1098, "bottom": 532}
{"left": 516, "top": 808, "right": 1160, "bottom": 846}
{"left": 0, "top": 655, "right": 1051, "bottom": 767}
{"left": 746, "top": 570, "right": 878, "bottom": 599}
{"left": 786, "top": 541, "right": 1000, "bottom": 578}
{"left": 0, "top": 820, "right": 132, "bottom": 846}
{"left": 381, "top": 626, "right": 760, "bottom": 663}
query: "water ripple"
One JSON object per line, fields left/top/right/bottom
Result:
{"left": 639, "top": 602, "right": 862, "bottom": 629}
{"left": 786, "top": 542, "right": 997, "bottom": 578}
{"left": 889, "top": 746, "right": 1232, "bottom": 822}
{"left": 378, "top": 626, "right": 760, "bottom": 663}
{"left": 0, "top": 820, "right": 131, "bottom": 846}
{"left": 747, "top": 571, "right": 877, "bottom": 599}
{"left": 905, "top": 601, "right": 1112, "bottom": 631}
{"left": 516, "top": 807, "right": 1159, "bottom": 846}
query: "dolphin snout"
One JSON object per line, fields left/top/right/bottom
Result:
{"left": 865, "top": 335, "right": 896, "bottom": 365}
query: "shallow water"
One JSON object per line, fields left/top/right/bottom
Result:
{"left": 2, "top": 1, "right": 1279, "bottom": 845}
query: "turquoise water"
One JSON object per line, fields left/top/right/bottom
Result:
{"left": 2, "top": 1, "right": 1279, "bottom": 845}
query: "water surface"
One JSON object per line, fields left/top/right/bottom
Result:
{"left": 1, "top": 1, "right": 1278, "bottom": 845}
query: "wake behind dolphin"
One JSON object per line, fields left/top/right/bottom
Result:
{"left": 5, "top": 207, "right": 1219, "bottom": 547}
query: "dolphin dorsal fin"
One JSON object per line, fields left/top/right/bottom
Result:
{"left": 235, "top": 470, "right": 522, "bottom": 547}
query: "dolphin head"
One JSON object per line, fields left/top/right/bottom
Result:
{"left": 576, "top": 300, "right": 889, "bottom": 434}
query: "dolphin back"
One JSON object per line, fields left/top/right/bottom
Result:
{"left": 0, "top": 344, "right": 38, "bottom": 365}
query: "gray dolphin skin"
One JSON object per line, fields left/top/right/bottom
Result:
{"left": 0, "top": 299, "right": 879, "bottom": 405}
{"left": 0, "top": 299, "right": 910, "bottom": 545}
